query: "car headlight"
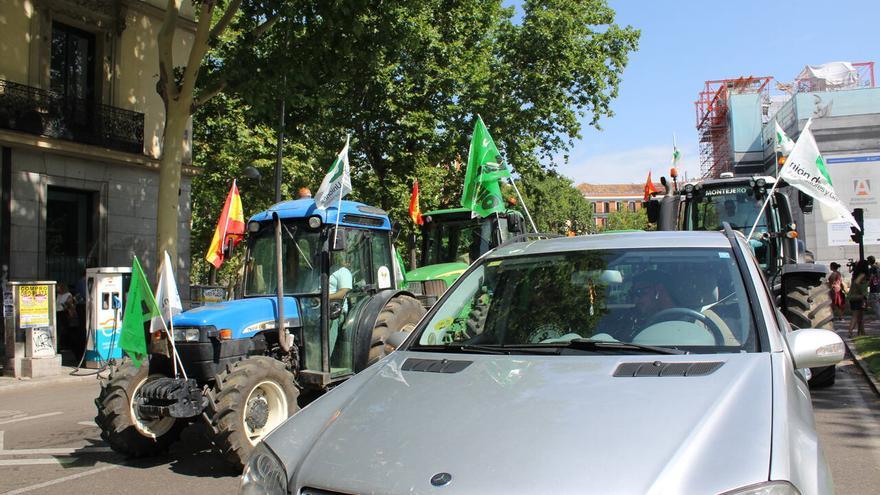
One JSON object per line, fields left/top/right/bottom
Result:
{"left": 173, "top": 328, "right": 200, "bottom": 342}
{"left": 240, "top": 443, "right": 287, "bottom": 495}
{"left": 720, "top": 481, "right": 800, "bottom": 495}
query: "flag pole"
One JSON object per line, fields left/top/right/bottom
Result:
{"left": 747, "top": 177, "right": 782, "bottom": 241}
{"left": 503, "top": 160, "right": 538, "bottom": 233}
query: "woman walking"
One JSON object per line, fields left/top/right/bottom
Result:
{"left": 828, "top": 262, "right": 846, "bottom": 321}
{"left": 848, "top": 260, "right": 869, "bottom": 337}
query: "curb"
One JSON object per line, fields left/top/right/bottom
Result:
{"left": 0, "top": 370, "right": 103, "bottom": 394}
{"left": 842, "top": 336, "right": 880, "bottom": 398}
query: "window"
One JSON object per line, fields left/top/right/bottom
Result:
{"left": 50, "top": 22, "right": 96, "bottom": 100}
{"left": 415, "top": 248, "right": 756, "bottom": 353}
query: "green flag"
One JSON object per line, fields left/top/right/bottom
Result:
{"left": 461, "top": 116, "right": 510, "bottom": 218}
{"left": 119, "top": 257, "right": 160, "bottom": 367}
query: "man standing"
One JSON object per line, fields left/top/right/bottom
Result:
{"left": 328, "top": 251, "right": 353, "bottom": 361}
{"left": 868, "top": 256, "right": 880, "bottom": 320}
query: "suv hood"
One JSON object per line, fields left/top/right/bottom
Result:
{"left": 270, "top": 351, "right": 773, "bottom": 494}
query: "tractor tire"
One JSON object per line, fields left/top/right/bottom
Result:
{"left": 361, "top": 295, "right": 425, "bottom": 371}
{"left": 205, "top": 356, "right": 299, "bottom": 470}
{"left": 783, "top": 275, "right": 836, "bottom": 388}
{"left": 94, "top": 359, "right": 185, "bottom": 457}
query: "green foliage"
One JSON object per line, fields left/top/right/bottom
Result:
{"left": 604, "top": 208, "right": 650, "bottom": 232}
{"left": 510, "top": 172, "right": 594, "bottom": 235}
{"left": 190, "top": 0, "right": 639, "bottom": 281}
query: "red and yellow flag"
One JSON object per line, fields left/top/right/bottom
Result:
{"left": 206, "top": 180, "right": 245, "bottom": 269}
{"left": 409, "top": 180, "right": 423, "bottom": 225}
{"left": 643, "top": 171, "right": 658, "bottom": 201}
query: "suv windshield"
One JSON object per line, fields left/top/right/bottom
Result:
{"left": 244, "top": 222, "right": 321, "bottom": 296}
{"left": 413, "top": 248, "right": 757, "bottom": 354}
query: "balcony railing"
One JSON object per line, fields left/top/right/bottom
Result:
{"left": 0, "top": 79, "right": 144, "bottom": 154}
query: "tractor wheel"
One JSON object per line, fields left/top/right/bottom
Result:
{"left": 360, "top": 295, "right": 425, "bottom": 371}
{"left": 783, "top": 275, "right": 836, "bottom": 388}
{"left": 95, "top": 359, "right": 185, "bottom": 457}
{"left": 205, "top": 356, "right": 299, "bottom": 470}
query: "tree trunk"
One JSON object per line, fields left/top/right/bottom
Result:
{"left": 156, "top": 103, "right": 189, "bottom": 272}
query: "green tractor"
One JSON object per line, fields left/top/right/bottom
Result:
{"left": 646, "top": 174, "right": 836, "bottom": 387}
{"left": 403, "top": 207, "right": 526, "bottom": 307}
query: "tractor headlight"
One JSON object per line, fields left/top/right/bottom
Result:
{"left": 756, "top": 178, "right": 767, "bottom": 187}
{"left": 308, "top": 215, "right": 322, "bottom": 229}
{"left": 248, "top": 221, "right": 261, "bottom": 233}
{"left": 173, "top": 328, "right": 201, "bottom": 342}
{"left": 240, "top": 443, "right": 287, "bottom": 495}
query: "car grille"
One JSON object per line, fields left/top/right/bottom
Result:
{"left": 613, "top": 361, "right": 723, "bottom": 377}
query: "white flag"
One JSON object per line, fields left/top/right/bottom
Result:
{"left": 150, "top": 251, "right": 183, "bottom": 333}
{"left": 774, "top": 121, "right": 795, "bottom": 155}
{"left": 314, "top": 136, "right": 352, "bottom": 210}
{"left": 779, "top": 120, "right": 859, "bottom": 229}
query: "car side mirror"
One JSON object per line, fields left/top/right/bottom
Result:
{"left": 384, "top": 331, "right": 410, "bottom": 353}
{"left": 786, "top": 328, "right": 844, "bottom": 369}
{"left": 507, "top": 212, "right": 525, "bottom": 235}
{"left": 644, "top": 199, "right": 660, "bottom": 224}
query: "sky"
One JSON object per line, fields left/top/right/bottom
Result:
{"left": 554, "top": 0, "right": 880, "bottom": 186}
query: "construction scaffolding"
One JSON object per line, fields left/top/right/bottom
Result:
{"left": 694, "top": 76, "right": 772, "bottom": 178}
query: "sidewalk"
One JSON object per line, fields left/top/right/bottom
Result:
{"left": 833, "top": 314, "right": 880, "bottom": 396}
{"left": 0, "top": 363, "right": 103, "bottom": 394}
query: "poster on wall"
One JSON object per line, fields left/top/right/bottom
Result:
{"left": 822, "top": 154, "right": 880, "bottom": 246}
{"left": 18, "top": 284, "right": 51, "bottom": 328}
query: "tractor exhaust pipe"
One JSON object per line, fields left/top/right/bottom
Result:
{"left": 273, "top": 212, "right": 290, "bottom": 352}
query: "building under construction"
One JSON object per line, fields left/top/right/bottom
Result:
{"left": 695, "top": 62, "right": 876, "bottom": 178}
{"left": 695, "top": 61, "right": 880, "bottom": 266}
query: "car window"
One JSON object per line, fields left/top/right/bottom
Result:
{"left": 414, "top": 248, "right": 757, "bottom": 353}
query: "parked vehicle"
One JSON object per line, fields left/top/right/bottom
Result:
{"left": 95, "top": 199, "right": 425, "bottom": 469}
{"left": 242, "top": 228, "right": 843, "bottom": 495}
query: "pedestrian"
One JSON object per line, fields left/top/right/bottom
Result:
{"left": 828, "top": 262, "right": 846, "bottom": 321}
{"left": 848, "top": 260, "right": 869, "bottom": 337}
{"left": 55, "top": 283, "right": 76, "bottom": 350}
{"left": 868, "top": 255, "right": 880, "bottom": 319}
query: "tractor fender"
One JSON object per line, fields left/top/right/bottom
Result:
{"left": 780, "top": 262, "right": 828, "bottom": 287}
{"left": 352, "top": 289, "right": 419, "bottom": 371}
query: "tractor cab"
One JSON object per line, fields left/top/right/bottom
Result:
{"left": 678, "top": 176, "right": 798, "bottom": 276}
{"left": 243, "top": 199, "right": 401, "bottom": 382}
{"left": 405, "top": 207, "right": 525, "bottom": 306}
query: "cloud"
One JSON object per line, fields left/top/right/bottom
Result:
{"left": 558, "top": 145, "right": 702, "bottom": 185}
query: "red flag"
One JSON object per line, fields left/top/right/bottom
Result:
{"left": 206, "top": 180, "right": 246, "bottom": 269}
{"left": 643, "top": 172, "right": 658, "bottom": 201}
{"left": 409, "top": 180, "right": 423, "bottom": 225}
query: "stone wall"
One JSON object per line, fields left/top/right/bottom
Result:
{"left": 8, "top": 147, "right": 192, "bottom": 296}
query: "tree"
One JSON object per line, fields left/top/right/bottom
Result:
{"left": 604, "top": 208, "right": 650, "bottom": 232}
{"left": 220, "top": 0, "right": 639, "bottom": 211}
{"left": 510, "top": 172, "right": 594, "bottom": 235}
{"left": 155, "top": 0, "right": 280, "bottom": 270}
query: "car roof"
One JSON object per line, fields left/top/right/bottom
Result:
{"left": 488, "top": 231, "right": 734, "bottom": 259}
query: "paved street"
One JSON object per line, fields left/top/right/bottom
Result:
{"left": 0, "top": 379, "right": 239, "bottom": 495}
{"left": 1, "top": 335, "right": 880, "bottom": 495}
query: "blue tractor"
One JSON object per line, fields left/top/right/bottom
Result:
{"left": 95, "top": 199, "right": 425, "bottom": 468}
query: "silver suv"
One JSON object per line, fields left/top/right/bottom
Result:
{"left": 241, "top": 230, "right": 844, "bottom": 495}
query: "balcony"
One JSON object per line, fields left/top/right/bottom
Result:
{"left": 0, "top": 79, "right": 144, "bottom": 155}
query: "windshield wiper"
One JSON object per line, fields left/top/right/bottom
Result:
{"left": 412, "top": 344, "right": 559, "bottom": 355}
{"left": 564, "top": 338, "right": 686, "bottom": 355}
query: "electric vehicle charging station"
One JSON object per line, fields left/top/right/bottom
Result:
{"left": 84, "top": 267, "right": 130, "bottom": 368}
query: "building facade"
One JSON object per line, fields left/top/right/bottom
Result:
{"left": 577, "top": 183, "right": 650, "bottom": 230}
{"left": 1, "top": 0, "right": 197, "bottom": 353}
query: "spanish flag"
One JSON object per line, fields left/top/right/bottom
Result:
{"left": 206, "top": 180, "right": 245, "bottom": 269}
{"left": 409, "top": 180, "right": 423, "bottom": 225}
{"left": 643, "top": 171, "right": 658, "bottom": 201}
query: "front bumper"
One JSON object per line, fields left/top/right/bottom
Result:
{"left": 138, "top": 377, "right": 206, "bottom": 419}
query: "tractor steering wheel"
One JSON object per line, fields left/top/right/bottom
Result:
{"left": 644, "top": 307, "right": 725, "bottom": 346}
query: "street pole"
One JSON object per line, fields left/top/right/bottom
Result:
{"left": 274, "top": 76, "right": 286, "bottom": 204}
